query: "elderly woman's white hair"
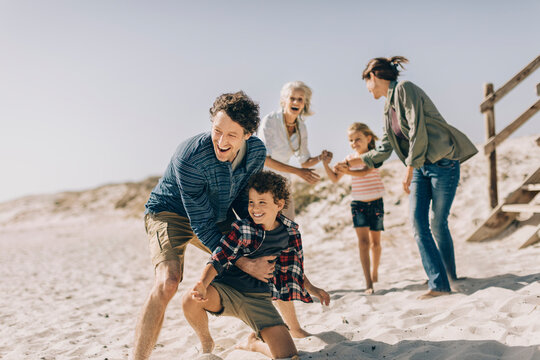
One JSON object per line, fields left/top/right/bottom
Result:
{"left": 279, "top": 81, "right": 314, "bottom": 117}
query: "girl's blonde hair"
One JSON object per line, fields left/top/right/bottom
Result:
{"left": 279, "top": 81, "right": 314, "bottom": 117}
{"left": 348, "top": 122, "right": 378, "bottom": 150}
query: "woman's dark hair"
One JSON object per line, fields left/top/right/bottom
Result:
{"left": 248, "top": 170, "right": 290, "bottom": 210}
{"left": 362, "top": 56, "right": 409, "bottom": 81}
{"left": 209, "top": 91, "right": 260, "bottom": 135}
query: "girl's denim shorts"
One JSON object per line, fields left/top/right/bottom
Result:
{"left": 350, "top": 198, "right": 384, "bottom": 231}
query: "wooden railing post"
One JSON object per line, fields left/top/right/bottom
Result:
{"left": 483, "top": 83, "right": 498, "bottom": 208}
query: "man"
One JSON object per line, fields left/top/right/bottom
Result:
{"left": 133, "top": 91, "right": 274, "bottom": 360}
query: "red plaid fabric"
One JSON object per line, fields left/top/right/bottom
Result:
{"left": 211, "top": 214, "right": 313, "bottom": 303}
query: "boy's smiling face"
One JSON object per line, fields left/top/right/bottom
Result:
{"left": 248, "top": 188, "right": 285, "bottom": 231}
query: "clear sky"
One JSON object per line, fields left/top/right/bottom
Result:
{"left": 1, "top": 0, "right": 538, "bottom": 202}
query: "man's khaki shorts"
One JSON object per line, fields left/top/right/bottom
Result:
{"left": 209, "top": 282, "right": 286, "bottom": 338}
{"left": 144, "top": 211, "right": 234, "bottom": 279}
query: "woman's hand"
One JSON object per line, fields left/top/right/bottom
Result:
{"left": 334, "top": 161, "right": 349, "bottom": 174}
{"left": 402, "top": 166, "right": 414, "bottom": 194}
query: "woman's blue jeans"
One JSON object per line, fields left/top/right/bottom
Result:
{"left": 409, "top": 159, "right": 460, "bottom": 292}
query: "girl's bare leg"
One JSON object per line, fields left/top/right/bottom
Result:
{"left": 355, "top": 227, "right": 373, "bottom": 294}
{"left": 369, "top": 230, "right": 382, "bottom": 283}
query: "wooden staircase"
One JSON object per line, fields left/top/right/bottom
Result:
{"left": 466, "top": 166, "right": 540, "bottom": 248}
{"left": 466, "top": 55, "right": 540, "bottom": 248}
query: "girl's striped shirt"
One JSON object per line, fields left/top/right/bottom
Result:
{"left": 348, "top": 154, "right": 385, "bottom": 201}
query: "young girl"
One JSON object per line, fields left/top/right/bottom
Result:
{"left": 322, "top": 123, "right": 385, "bottom": 294}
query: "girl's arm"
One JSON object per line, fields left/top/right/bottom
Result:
{"left": 191, "top": 263, "right": 218, "bottom": 301}
{"left": 322, "top": 156, "right": 344, "bottom": 183}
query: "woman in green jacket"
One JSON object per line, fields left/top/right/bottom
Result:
{"left": 351, "top": 56, "right": 477, "bottom": 299}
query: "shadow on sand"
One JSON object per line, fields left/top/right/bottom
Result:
{"left": 329, "top": 272, "right": 540, "bottom": 298}
{"left": 299, "top": 338, "right": 540, "bottom": 359}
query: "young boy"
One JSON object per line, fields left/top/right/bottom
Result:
{"left": 182, "top": 170, "right": 330, "bottom": 359}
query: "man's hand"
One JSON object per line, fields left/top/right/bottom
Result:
{"left": 235, "top": 256, "right": 277, "bottom": 282}
{"left": 191, "top": 281, "right": 208, "bottom": 302}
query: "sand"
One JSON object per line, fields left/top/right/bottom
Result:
{"left": 0, "top": 135, "right": 539, "bottom": 360}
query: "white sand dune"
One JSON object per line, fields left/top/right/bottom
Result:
{"left": 0, "top": 135, "right": 539, "bottom": 360}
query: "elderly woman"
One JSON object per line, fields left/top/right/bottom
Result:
{"left": 349, "top": 57, "right": 477, "bottom": 299}
{"left": 258, "top": 81, "right": 331, "bottom": 219}
{"left": 258, "top": 81, "right": 331, "bottom": 337}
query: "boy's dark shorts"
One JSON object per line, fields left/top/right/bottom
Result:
{"left": 209, "top": 282, "right": 286, "bottom": 339}
{"left": 350, "top": 198, "right": 384, "bottom": 231}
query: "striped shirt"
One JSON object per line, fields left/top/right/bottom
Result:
{"left": 145, "top": 132, "right": 267, "bottom": 251}
{"left": 349, "top": 155, "right": 385, "bottom": 201}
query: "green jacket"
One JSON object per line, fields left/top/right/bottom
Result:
{"left": 361, "top": 80, "right": 478, "bottom": 168}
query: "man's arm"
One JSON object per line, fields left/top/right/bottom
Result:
{"left": 235, "top": 256, "right": 277, "bottom": 283}
{"left": 212, "top": 222, "right": 278, "bottom": 283}
{"left": 174, "top": 158, "right": 223, "bottom": 250}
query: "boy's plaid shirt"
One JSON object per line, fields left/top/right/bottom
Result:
{"left": 211, "top": 214, "right": 313, "bottom": 303}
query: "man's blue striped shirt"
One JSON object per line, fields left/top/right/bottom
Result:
{"left": 145, "top": 132, "right": 266, "bottom": 251}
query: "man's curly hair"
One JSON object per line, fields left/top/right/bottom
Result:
{"left": 248, "top": 171, "right": 290, "bottom": 210}
{"left": 209, "top": 91, "right": 260, "bottom": 135}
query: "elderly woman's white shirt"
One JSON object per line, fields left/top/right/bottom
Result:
{"left": 257, "top": 110, "right": 311, "bottom": 176}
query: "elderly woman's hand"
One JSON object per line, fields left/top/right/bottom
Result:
{"left": 296, "top": 167, "right": 320, "bottom": 184}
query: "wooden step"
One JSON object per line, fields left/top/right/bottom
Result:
{"left": 522, "top": 184, "right": 540, "bottom": 191}
{"left": 519, "top": 225, "right": 540, "bottom": 249}
{"left": 501, "top": 204, "right": 540, "bottom": 213}
{"left": 466, "top": 167, "right": 540, "bottom": 242}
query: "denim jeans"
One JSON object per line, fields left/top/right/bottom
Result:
{"left": 409, "top": 158, "right": 460, "bottom": 292}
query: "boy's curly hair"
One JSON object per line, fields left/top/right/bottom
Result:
{"left": 248, "top": 171, "right": 290, "bottom": 210}
{"left": 209, "top": 91, "right": 260, "bottom": 135}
